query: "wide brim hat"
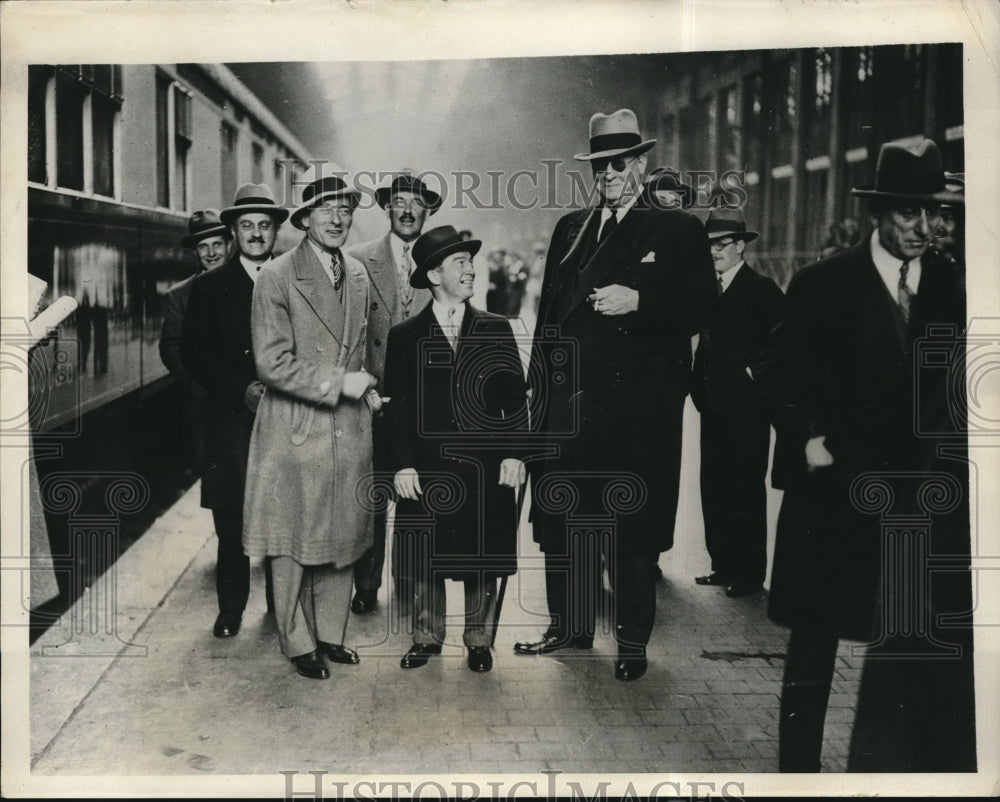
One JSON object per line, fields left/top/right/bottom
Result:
{"left": 374, "top": 172, "right": 443, "bottom": 214}
{"left": 219, "top": 183, "right": 290, "bottom": 226}
{"left": 574, "top": 108, "right": 656, "bottom": 162}
{"left": 181, "top": 209, "right": 230, "bottom": 247}
{"left": 705, "top": 208, "right": 759, "bottom": 242}
{"left": 290, "top": 175, "right": 362, "bottom": 230}
{"left": 644, "top": 167, "right": 694, "bottom": 208}
{"left": 851, "top": 138, "right": 964, "bottom": 205}
{"left": 409, "top": 225, "right": 482, "bottom": 289}
{"left": 941, "top": 171, "right": 965, "bottom": 210}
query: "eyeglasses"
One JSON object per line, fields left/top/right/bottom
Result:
{"left": 591, "top": 156, "right": 638, "bottom": 175}
{"left": 238, "top": 220, "right": 274, "bottom": 232}
{"left": 389, "top": 198, "right": 429, "bottom": 211}
{"left": 710, "top": 238, "right": 736, "bottom": 250}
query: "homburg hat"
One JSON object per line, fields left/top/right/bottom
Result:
{"left": 574, "top": 108, "right": 656, "bottom": 162}
{"left": 409, "top": 225, "right": 482, "bottom": 289}
{"left": 851, "top": 138, "right": 964, "bottom": 205}
{"left": 704, "top": 208, "right": 759, "bottom": 242}
{"left": 219, "top": 183, "right": 289, "bottom": 226}
{"left": 374, "top": 172, "right": 443, "bottom": 214}
{"left": 290, "top": 175, "right": 362, "bottom": 230}
{"left": 181, "top": 209, "right": 230, "bottom": 247}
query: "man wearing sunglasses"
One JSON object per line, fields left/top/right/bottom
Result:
{"left": 516, "top": 109, "right": 716, "bottom": 681}
{"left": 346, "top": 172, "right": 442, "bottom": 615}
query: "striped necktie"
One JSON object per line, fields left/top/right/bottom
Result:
{"left": 898, "top": 261, "right": 914, "bottom": 322}
{"left": 399, "top": 244, "right": 414, "bottom": 318}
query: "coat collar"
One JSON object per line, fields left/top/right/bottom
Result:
{"left": 290, "top": 238, "right": 355, "bottom": 346}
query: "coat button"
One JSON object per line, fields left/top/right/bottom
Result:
{"left": 335, "top": 429, "right": 343, "bottom": 438}
{"left": 371, "top": 302, "right": 379, "bottom": 311}
{"left": 316, "top": 344, "right": 324, "bottom": 352}
{"left": 374, "top": 338, "right": 382, "bottom": 347}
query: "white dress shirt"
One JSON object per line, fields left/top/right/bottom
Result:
{"left": 307, "top": 239, "right": 343, "bottom": 291}
{"left": 240, "top": 255, "right": 271, "bottom": 283}
{"left": 717, "top": 261, "right": 745, "bottom": 293}
{"left": 432, "top": 299, "right": 465, "bottom": 347}
{"left": 597, "top": 193, "right": 639, "bottom": 241}
{"left": 870, "top": 230, "right": 921, "bottom": 300}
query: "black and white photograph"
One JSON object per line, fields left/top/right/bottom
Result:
{"left": 1, "top": 0, "right": 998, "bottom": 798}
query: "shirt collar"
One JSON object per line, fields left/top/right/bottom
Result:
{"left": 240, "top": 254, "right": 271, "bottom": 282}
{"left": 601, "top": 193, "right": 639, "bottom": 223}
{"left": 390, "top": 233, "right": 417, "bottom": 272}
{"left": 717, "top": 260, "right": 745, "bottom": 292}
{"left": 432, "top": 299, "right": 466, "bottom": 330}
{"left": 870, "top": 230, "right": 921, "bottom": 296}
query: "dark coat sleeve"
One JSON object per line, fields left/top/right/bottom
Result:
{"left": 159, "top": 283, "right": 193, "bottom": 388}
{"left": 382, "top": 322, "right": 417, "bottom": 474}
{"left": 489, "top": 319, "right": 530, "bottom": 462}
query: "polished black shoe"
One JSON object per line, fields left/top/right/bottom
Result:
{"left": 213, "top": 612, "right": 242, "bottom": 638}
{"left": 467, "top": 646, "right": 493, "bottom": 672}
{"left": 317, "top": 641, "right": 360, "bottom": 665}
{"left": 614, "top": 651, "right": 648, "bottom": 682}
{"left": 725, "top": 582, "right": 764, "bottom": 598}
{"left": 513, "top": 633, "right": 593, "bottom": 655}
{"left": 350, "top": 589, "right": 378, "bottom": 615}
{"left": 695, "top": 572, "right": 729, "bottom": 586}
{"left": 400, "top": 642, "right": 442, "bottom": 669}
{"left": 291, "top": 650, "right": 330, "bottom": 680}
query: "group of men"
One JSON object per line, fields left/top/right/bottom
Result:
{"left": 159, "top": 107, "right": 972, "bottom": 771}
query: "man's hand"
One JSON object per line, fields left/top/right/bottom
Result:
{"left": 342, "top": 370, "right": 377, "bottom": 400}
{"left": 805, "top": 435, "right": 834, "bottom": 471}
{"left": 394, "top": 468, "right": 422, "bottom": 500}
{"left": 588, "top": 284, "right": 639, "bottom": 316}
{"left": 244, "top": 380, "right": 266, "bottom": 413}
{"left": 498, "top": 459, "right": 526, "bottom": 488}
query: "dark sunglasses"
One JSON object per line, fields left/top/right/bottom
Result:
{"left": 591, "top": 156, "right": 637, "bottom": 174}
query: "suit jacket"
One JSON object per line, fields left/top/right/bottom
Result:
{"left": 384, "top": 302, "right": 527, "bottom": 580}
{"left": 529, "top": 202, "right": 717, "bottom": 553}
{"left": 691, "top": 261, "right": 784, "bottom": 416}
{"left": 242, "top": 239, "right": 374, "bottom": 566}
{"left": 159, "top": 272, "right": 201, "bottom": 393}
{"left": 764, "top": 242, "right": 966, "bottom": 639}
{"left": 180, "top": 257, "right": 257, "bottom": 511}
{"left": 347, "top": 233, "right": 432, "bottom": 386}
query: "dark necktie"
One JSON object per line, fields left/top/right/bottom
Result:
{"left": 330, "top": 251, "right": 344, "bottom": 295}
{"left": 717, "top": 273, "right": 724, "bottom": 295}
{"left": 898, "top": 261, "right": 914, "bottom": 322}
{"left": 598, "top": 209, "right": 618, "bottom": 244}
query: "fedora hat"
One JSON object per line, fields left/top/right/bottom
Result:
{"left": 851, "top": 138, "right": 963, "bottom": 204}
{"left": 374, "top": 172, "right": 443, "bottom": 214}
{"left": 290, "top": 175, "right": 362, "bottom": 230}
{"left": 705, "top": 208, "right": 759, "bottom": 242}
{"left": 644, "top": 167, "right": 694, "bottom": 208}
{"left": 409, "top": 225, "right": 482, "bottom": 289}
{"left": 219, "top": 183, "right": 290, "bottom": 226}
{"left": 181, "top": 209, "right": 230, "bottom": 247}
{"left": 574, "top": 109, "right": 656, "bottom": 162}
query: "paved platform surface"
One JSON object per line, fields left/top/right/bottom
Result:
{"left": 28, "top": 402, "right": 863, "bottom": 780}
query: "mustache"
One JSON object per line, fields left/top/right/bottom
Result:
{"left": 399, "top": 215, "right": 415, "bottom": 223}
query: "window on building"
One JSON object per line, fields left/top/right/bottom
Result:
{"left": 842, "top": 46, "right": 876, "bottom": 152}
{"left": 155, "top": 72, "right": 192, "bottom": 211}
{"left": 768, "top": 58, "right": 797, "bottom": 167}
{"left": 742, "top": 73, "right": 765, "bottom": 174}
{"left": 55, "top": 70, "right": 86, "bottom": 191}
{"left": 660, "top": 113, "right": 678, "bottom": 169}
{"left": 28, "top": 66, "right": 51, "bottom": 184}
{"left": 252, "top": 142, "right": 264, "bottom": 184}
{"left": 803, "top": 48, "right": 834, "bottom": 159}
{"left": 221, "top": 122, "right": 238, "bottom": 206}
{"left": 718, "top": 85, "right": 741, "bottom": 174}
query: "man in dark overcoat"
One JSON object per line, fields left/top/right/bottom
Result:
{"left": 346, "top": 172, "right": 439, "bottom": 615}
{"left": 691, "top": 208, "right": 784, "bottom": 598}
{"left": 763, "top": 138, "right": 972, "bottom": 771}
{"left": 181, "top": 184, "right": 285, "bottom": 638}
{"left": 513, "top": 109, "right": 717, "bottom": 681}
{"left": 384, "top": 225, "right": 528, "bottom": 673}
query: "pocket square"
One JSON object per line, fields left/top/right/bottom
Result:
{"left": 641, "top": 251, "right": 656, "bottom": 263}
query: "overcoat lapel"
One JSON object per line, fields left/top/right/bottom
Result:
{"left": 341, "top": 261, "right": 369, "bottom": 367}
{"left": 852, "top": 249, "right": 907, "bottom": 368}
{"left": 291, "top": 239, "right": 346, "bottom": 346}
{"left": 362, "top": 234, "right": 397, "bottom": 316}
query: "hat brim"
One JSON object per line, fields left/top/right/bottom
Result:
{"left": 181, "top": 224, "right": 231, "bottom": 248}
{"left": 290, "top": 189, "right": 362, "bottom": 230}
{"left": 219, "top": 205, "right": 290, "bottom": 226}
{"left": 410, "top": 240, "right": 482, "bottom": 289}
{"left": 375, "top": 186, "right": 443, "bottom": 215}
{"left": 574, "top": 139, "right": 656, "bottom": 162}
{"left": 707, "top": 229, "right": 759, "bottom": 243}
{"left": 851, "top": 186, "right": 965, "bottom": 206}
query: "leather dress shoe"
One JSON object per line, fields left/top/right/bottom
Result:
{"left": 695, "top": 572, "right": 729, "bottom": 586}
{"left": 291, "top": 650, "right": 330, "bottom": 680}
{"left": 350, "top": 589, "right": 378, "bottom": 615}
{"left": 467, "top": 646, "right": 493, "bottom": 672}
{"left": 725, "top": 582, "right": 764, "bottom": 598}
{"left": 513, "top": 633, "right": 593, "bottom": 655}
{"left": 614, "top": 650, "right": 648, "bottom": 682}
{"left": 213, "top": 612, "right": 242, "bottom": 638}
{"left": 317, "top": 641, "right": 360, "bottom": 665}
{"left": 400, "top": 642, "right": 442, "bottom": 669}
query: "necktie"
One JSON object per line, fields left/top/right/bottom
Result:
{"left": 445, "top": 307, "right": 458, "bottom": 351}
{"left": 898, "top": 261, "right": 914, "bottom": 322}
{"left": 598, "top": 208, "right": 618, "bottom": 244}
{"left": 717, "top": 273, "right": 724, "bottom": 295}
{"left": 399, "top": 244, "right": 414, "bottom": 318}
{"left": 330, "top": 251, "right": 344, "bottom": 294}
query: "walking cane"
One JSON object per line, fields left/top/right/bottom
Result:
{"left": 490, "top": 476, "right": 528, "bottom": 647}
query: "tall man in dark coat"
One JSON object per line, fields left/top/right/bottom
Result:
{"left": 514, "top": 109, "right": 717, "bottom": 681}
{"left": 346, "top": 173, "right": 439, "bottom": 615}
{"left": 691, "top": 208, "right": 783, "bottom": 598}
{"left": 160, "top": 209, "right": 231, "bottom": 473}
{"left": 181, "top": 183, "right": 286, "bottom": 638}
{"left": 763, "top": 138, "right": 972, "bottom": 771}
{"left": 384, "top": 226, "right": 528, "bottom": 674}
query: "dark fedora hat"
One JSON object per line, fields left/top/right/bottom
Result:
{"left": 852, "top": 138, "right": 963, "bottom": 205}
{"left": 181, "top": 209, "right": 230, "bottom": 247}
{"left": 705, "top": 208, "right": 759, "bottom": 242}
{"left": 410, "top": 225, "right": 482, "bottom": 289}
{"left": 290, "top": 174, "right": 362, "bottom": 230}
{"left": 374, "top": 172, "right": 443, "bottom": 215}
{"left": 574, "top": 109, "right": 656, "bottom": 162}
{"left": 644, "top": 167, "right": 694, "bottom": 208}
{"left": 219, "top": 183, "right": 290, "bottom": 226}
